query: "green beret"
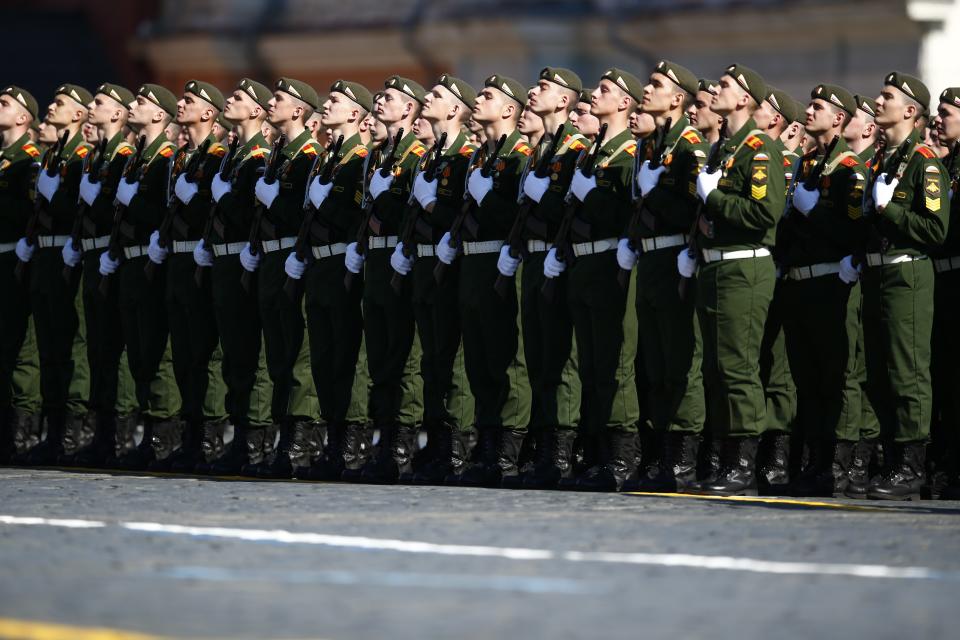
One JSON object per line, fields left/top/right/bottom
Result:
{"left": 724, "top": 63, "right": 767, "bottom": 106}
{"left": 600, "top": 67, "right": 644, "bottom": 103}
{"left": 2, "top": 85, "right": 39, "bottom": 120}
{"left": 437, "top": 74, "right": 477, "bottom": 109}
{"left": 539, "top": 67, "right": 582, "bottom": 94}
{"left": 698, "top": 78, "right": 720, "bottom": 95}
{"left": 237, "top": 78, "right": 271, "bottom": 109}
{"left": 883, "top": 71, "right": 929, "bottom": 112}
{"left": 276, "top": 77, "right": 320, "bottom": 110}
{"left": 811, "top": 83, "right": 856, "bottom": 116}
{"left": 384, "top": 75, "right": 427, "bottom": 106}
{"left": 331, "top": 79, "right": 373, "bottom": 112}
{"left": 55, "top": 83, "right": 93, "bottom": 108}
{"left": 654, "top": 60, "right": 698, "bottom": 96}
{"left": 96, "top": 83, "right": 134, "bottom": 109}
{"left": 184, "top": 80, "right": 224, "bottom": 111}
{"left": 137, "top": 83, "right": 178, "bottom": 117}
{"left": 215, "top": 113, "right": 234, "bottom": 131}
{"left": 578, "top": 88, "right": 594, "bottom": 104}
{"left": 483, "top": 74, "right": 527, "bottom": 107}
{"left": 939, "top": 87, "right": 960, "bottom": 110}
{"left": 854, "top": 94, "right": 876, "bottom": 118}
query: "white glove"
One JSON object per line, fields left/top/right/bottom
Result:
{"left": 344, "top": 241, "right": 364, "bottom": 274}
{"left": 570, "top": 170, "right": 597, "bottom": 202}
{"left": 839, "top": 255, "right": 861, "bottom": 284}
{"left": 468, "top": 169, "right": 493, "bottom": 205}
{"left": 98, "top": 250, "right": 120, "bottom": 275}
{"left": 413, "top": 173, "right": 438, "bottom": 209}
{"left": 174, "top": 173, "right": 199, "bottom": 205}
{"left": 677, "top": 248, "right": 697, "bottom": 278}
{"left": 543, "top": 247, "right": 566, "bottom": 278}
{"left": 284, "top": 251, "right": 307, "bottom": 279}
{"left": 390, "top": 243, "right": 414, "bottom": 275}
{"left": 255, "top": 177, "right": 280, "bottom": 208}
{"left": 116, "top": 179, "right": 139, "bottom": 206}
{"left": 62, "top": 241, "right": 82, "bottom": 267}
{"left": 369, "top": 171, "right": 394, "bottom": 201}
{"left": 146, "top": 230, "right": 168, "bottom": 265}
{"left": 37, "top": 170, "right": 60, "bottom": 202}
{"left": 193, "top": 239, "right": 213, "bottom": 267}
{"left": 522, "top": 173, "right": 550, "bottom": 203}
{"left": 616, "top": 237, "right": 638, "bottom": 271}
{"left": 239, "top": 242, "right": 260, "bottom": 272}
{"left": 792, "top": 184, "right": 820, "bottom": 215}
{"left": 638, "top": 161, "right": 667, "bottom": 197}
{"left": 873, "top": 175, "right": 898, "bottom": 209}
{"left": 79, "top": 174, "right": 101, "bottom": 206}
{"left": 211, "top": 174, "right": 231, "bottom": 203}
{"left": 497, "top": 244, "right": 521, "bottom": 277}
{"left": 309, "top": 176, "right": 333, "bottom": 209}
{"left": 15, "top": 237, "right": 35, "bottom": 262}
{"left": 696, "top": 167, "right": 721, "bottom": 203}
{"left": 435, "top": 231, "right": 458, "bottom": 265}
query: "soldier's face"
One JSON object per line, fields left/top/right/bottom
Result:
{"left": 377, "top": 88, "right": 413, "bottom": 125}
{"left": 874, "top": 87, "right": 914, "bottom": 128}
{"left": 46, "top": 94, "right": 83, "bottom": 127}
{"left": 472, "top": 88, "right": 508, "bottom": 124}
{"left": 38, "top": 121, "right": 58, "bottom": 144}
{"left": 413, "top": 117, "right": 434, "bottom": 143}
{"left": 688, "top": 90, "right": 717, "bottom": 130}
{"left": 422, "top": 85, "right": 456, "bottom": 122}
{"left": 628, "top": 109, "right": 655, "bottom": 137}
{"left": 518, "top": 104, "right": 543, "bottom": 137}
{"left": 753, "top": 99, "right": 778, "bottom": 130}
{"left": 322, "top": 92, "right": 355, "bottom": 127}
{"left": 570, "top": 101, "right": 600, "bottom": 136}
{"left": 528, "top": 80, "right": 566, "bottom": 116}
{"left": 591, "top": 80, "right": 625, "bottom": 117}
{"left": 711, "top": 76, "right": 743, "bottom": 116}
{"left": 0, "top": 95, "right": 31, "bottom": 130}
{"left": 804, "top": 98, "right": 834, "bottom": 135}
{"left": 224, "top": 91, "right": 258, "bottom": 123}
{"left": 128, "top": 96, "right": 164, "bottom": 128}
{"left": 934, "top": 102, "right": 960, "bottom": 143}
{"left": 267, "top": 91, "right": 304, "bottom": 126}
{"left": 177, "top": 93, "right": 210, "bottom": 126}
{"left": 642, "top": 73, "right": 677, "bottom": 116}
{"left": 88, "top": 94, "right": 123, "bottom": 127}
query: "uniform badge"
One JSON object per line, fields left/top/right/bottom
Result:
{"left": 751, "top": 164, "right": 768, "bottom": 201}
{"left": 496, "top": 159, "right": 506, "bottom": 172}
{"left": 0, "top": 159, "right": 10, "bottom": 173}
{"left": 925, "top": 177, "right": 942, "bottom": 212}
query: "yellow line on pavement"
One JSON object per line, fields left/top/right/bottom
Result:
{"left": 622, "top": 491, "right": 888, "bottom": 512}
{"left": 0, "top": 618, "right": 172, "bottom": 640}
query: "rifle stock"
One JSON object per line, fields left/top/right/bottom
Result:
{"left": 193, "top": 136, "right": 240, "bottom": 287}
{"left": 98, "top": 135, "right": 147, "bottom": 297}
{"left": 62, "top": 137, "right": 109, "bottom": 282}
{"left": 240, "top": 133, "right": 287, "bottom": 292}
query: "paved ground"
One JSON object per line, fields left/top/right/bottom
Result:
{"left": 0, "top": 468, "right": 958, "bottom": 640}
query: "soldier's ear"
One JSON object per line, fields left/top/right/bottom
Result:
{"left": 250, "top": 105, "right": 262, "bottom": 120}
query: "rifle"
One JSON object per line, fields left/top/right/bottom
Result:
{"left": 853, "top": 137, "right": 915, "bottom": 270}
{"left": 678, "top": 119, "right": 729, "bottom": 300}
{"left": 62, "top": 137, "right": 109, "bottom": 282}
{"left": 433, "top": 133, "right": 508, "bottom": 285}
{"left": 801, "top": 134, "right": 841, "bottom": 192}
{"left": 144, "top": 139, "right": 212, "bottom": 281}
{"left": 617, "top": 116, "right": 673, "bottom": 288}
{"left": 345, "top": 127, "right": 404, "bottom": 291}
{"left": 540, "top": 123, "right": 608, "bottom": 302}
{"left": 493, "top": 123, "right": 565, "bottom": 298}
{"left": 15, "top": 130, "right": 70, "bottom": 282}
{"left": 240, "top": 133, "right": 287, "bottom": 292}
{"left": 390, "top": 131, "right": 447, "bottom": 294}
{"left": 98, "top": 135, "right": 147, "bottom": 297}
{"left": 283, "top": 134, "right": 345, "bottom": 299}
{"left": 193, "top": 136, "right": 240, "bottom": 287}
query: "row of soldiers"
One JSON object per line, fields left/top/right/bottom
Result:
{"left": 0, "top": 60, "right": 957, "bottom": 500}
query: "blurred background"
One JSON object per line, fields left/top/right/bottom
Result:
{"left": 5, "top": 0, "right": 960, "bottom": 109}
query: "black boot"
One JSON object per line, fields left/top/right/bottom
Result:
{"left": 7, "top": 409, "right": 42, "bottom": 463}
{"left": 62, "top": 413, "right": 95, "bottom": 457}
{"left": 694, "top": 431, "right": 722, "bottom": 488}
{"left": 199, "top": 422, "right": 251, "bottom": 476}
{"left": 357, "top": 425, "right": 416, "bottom": 484}
{"left": 458, "top": 427, "right": 523, "bottom": 488}
{"left": 151, "top": 419, "right": 202, "bottom": 472}
{"left": 255, "top": 420, "right": 322, "bottom": 479}
{"left": 169, "top": 420, "right": 224, "bottom": 473}
{"left": 24, "top": 413, "right": 66, "bottom": 466}
{"left": 297, "top": 423, "right": 345, "bottom": 481}
{"left": 521, "top": 427, "right": 577, "bottom": 490}
{"left": 626, "top": 431, "right": 700, "bottom": 493}
{"left": 409, "top": 422, "right": 438, "bottom": 479}
{"left": 575, "top": 429, "right": 638, "bottom": 492}
{"left": 867, "top": 441, "right": 926, "bottom": 501}
{"left": 695, "top": 436, "right": 759, "bottom": 496}
{"left": 63, "top": 412, "right": 117, "bottom": 468}
{"left": 756, "top": 431, "right": 791, "bottom": 495}
{"left": 789, "top": 438, "right": 840, "bottom": 498}
{"left": 413, "top": 424, "right": 469, "bottom": 485}
{"left": 844, "top": 438, "right": 881, "bottom": 499}
{"left": 340, "top": 424, "right": 374, "bottom": 482}
{"left": 559, "top": 431, "right": 595, "bottom": 490}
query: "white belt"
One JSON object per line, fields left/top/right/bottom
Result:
{"left": 865, "top": 253, "right": 926, "bottom": 267}
{"left": 368, "top": 236, "right": 398, "bottom": 250}
{"left": 38, "top": 235, "right": 70, "bottom": 248}
{"left": 261, "top": 237, "right": 296, "bottom": 253}
{"left": 417, "top": 245, "right": 436, "bottom": 257}
{"left": 172, "top": 240, "right": 199, "bottom": 253}
{"left": 526, "top": 240, "right": 553, "bottom": 253}
{"left": 701, "top": 247, "right": 771, "bottom": 263}
{"left": 463, "top": 240, "right": 503, "bottom": 255}
{"left": 933, "top": 256, "right": 960, "bottom": 273}
{"left": 572, "top": 238, "right": 617, "bottom": 257}
{"left": 0, "top": 242, "right": 17, "bottom": 254}
{"left": 311, "top": 243, "right": 347, "bottom": 259}
{"left": 788, "top": 262, "right": 841, "bottom": 281}
{"left": 123, "top": 245, "right": 150, "bottom": 259}
{"left": 641, "top": 233, "right": 687, "bottom": 252}
{"left": 212, "top": 242, "right": 246, "bottom": 256}
{"left": 81, "top": 236, "right": 110, "bottom": 251}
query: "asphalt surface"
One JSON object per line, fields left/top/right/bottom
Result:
{"left": 0, "top": 467, "right": 958, "bottom": 640}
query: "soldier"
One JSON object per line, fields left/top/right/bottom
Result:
{"left": 845, "top": 96, "right": 880, "bottom": 163}
{"left": 432, "top": 74, "right": 531, "bottom": 487}
{"left": 393, "top": 74, "right": 478, "bottom": 484}
{"left": 542, "top": 68, "right": 643, "bottom": 491}
{"left": 679, "top": 64, "right": 785, "bottom": 496}
{"left": 212, "top": 113, "right": 233, "bottom": 143}
{"left": 686, "top": 79, "right": 722, "bottom": 144}
{"left": 0, "top": 86, "right": 40, "bottom": 463}
{"left": 617, "top": 61, "right": 708, "bottom": 493}
{"left": 569, "top": 88, "right": 600, "bottom": 139}
{"left": 780, "top": 84, "right": 866, "bottom": 496}
{"left": 852, "top": 72, "right": 949, "bottom": 500}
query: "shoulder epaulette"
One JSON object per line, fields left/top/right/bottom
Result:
{"left": 208, "top": 143, "right": 227, "bottom": 158}
{"left": 301, "top": 142, "right": 319, "bottom": 157}
{"left": 410, "top": 142, "right": 427, "bottom": 158}
{"left": 75, "top": 144, "right": 91, "bottom": 159}
{"left": 681, "top": 129, "right": 702, "bottom": 145}
{"left": 459, "top": 144, "right": 477, "bottom": 157}
{"left": 625, "top": 141, "right": 638, "bottom": 157}
{"left": 783, "top": 157, "right": 794, "bottom": 167}
{"left": 745, "top": 135, "right": 764, "bottom": 150}
{"left": 567, "top": 136, "right": 588, "bottom": 152}
{"left": 840, "top": 155, "right": 860, "bottom": 168}
{"left": 355, "top": 146, "right": 369, "bottom": 158}
{"left": 249, "top": 145, "right": 268, "bottom": 158}
{"left": 158, "top": 145, "right": 175, "bottom": 158}
{"left": 22, "top": 142, "right": 40, "bottom": 158}
{"left": 513, "top": 142, "right": 533, "bottom": 156}
{"left": 915, "top": 145, "right": 936, "bottom": 159}
{"left": 116, "top": 144, "right": 134, "bottom": 157}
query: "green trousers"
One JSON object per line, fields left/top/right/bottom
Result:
{"left": 636, "top": 248, "right": 704, "bottom": 434}
{"left": 11, "top": 317, "right": 40, "bottom": 414}
{"left": 567, "top": 251, "right": 639, "bottom": 433}
{"left": 861, "top": 260, "right": 934, "bottom": 443}
{"left": 758, "top": 279, "right": 797, "bottom": 434}
{"left": 696, "top": 255, "right": 775, "bottom": 438}
{"left": 66, "top": 280, "right": 89, "bottom": 417}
